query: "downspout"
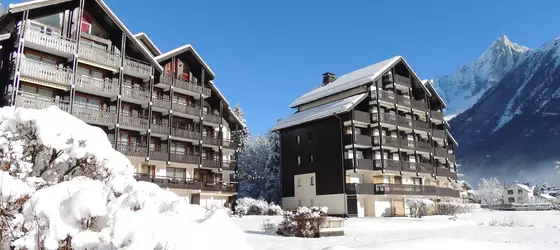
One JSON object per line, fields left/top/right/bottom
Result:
{"left": 334, "top": 112, "right": 348, "bottom": 217}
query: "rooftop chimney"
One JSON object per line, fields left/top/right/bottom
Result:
{"left": 322, "top": 72, "right": 336, "bottom": 86}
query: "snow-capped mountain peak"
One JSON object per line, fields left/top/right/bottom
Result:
{"left": 431, "top": 35, "right": 531, "bottom": 116}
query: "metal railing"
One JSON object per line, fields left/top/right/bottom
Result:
{"left": 124, "top": 57, "right": 152, "bottom": 77}
{"left": 75, "top": 75, "right": 119, "bottom": 96}
{"left": 79, "top": 42, "right": 120, "bottom": 69}
{"left": 72, "top": 105, "right": 116, "bottom": 126}
{"left": 373, "top": 135, "right": 399, "bottom": 148}
{"left": 202, "top": 158, "right": 221, "bottom": 169}
{"left": 121, "top": 86, "right": 150, "bottom": 103}
{"left": 19, "top": 58, "right": 73, "bottom": 86}
{"left": 399, "top": 139, "right": 416, "bottom": 151}
{"left": 15, "top": 93, "right": 70, "bottom": 111}
{"left": 373, "top": 159, "right": 401, "bottom": 171}
{"left": 134, "top": 174, "right": 202, "bottom": 190}
{"left": 120, "top": 113, "right": 149, "bottom": 130}
{"left": 24, "top": 24, "right": 76, "bottom": 55}
{"left": 117, "top": 143, "right": 147, "bottom": 158}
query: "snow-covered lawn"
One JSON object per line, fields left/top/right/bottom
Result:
{"left": 233, "top": 209, "right": 560, "bottom": 250}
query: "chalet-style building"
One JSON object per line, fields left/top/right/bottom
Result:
{"left": 272, "top": 56, "right": 460, "bottom": 217}
{"left": 0, "top": 0, "right": 244, "bottom": 209}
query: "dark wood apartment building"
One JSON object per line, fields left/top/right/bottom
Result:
{"left": 0, "top": 0, "right": 244, "bottom": 208}
{"left": 272, "top": 56, "right": 460, "bottom": 217}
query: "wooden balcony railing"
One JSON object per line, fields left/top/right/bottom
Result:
{"left": 159, "top": 74, "right": 212, "bottom": 97}
{"left": 72, "top": 105, "right": 116, "bottom": 126}
{"left": 75, "top": 75, "right": 119, "bottom": 97}
{"left": 19, "top": 58, "right": 73, "bottom": 87}
{"left": 395, "top": 94, "right": 411, "bottom": 106}
{"left": 202, "top": 135, "right": 220, "bottom": 146}
{"left": 172, "top": 103, "right": 201, "bottom": 117}
{"left": 373, "top": 159, "right": 401, "bottom": 171}
{"left": 79, "top": 42, "right": 120, "bottom": 69}
{"left": 24, "top": 24, "right": 76, "bottom": 55}
{"left": 437, "top": 167, "right": 458, "bottom": 180}
{"left": 149, "top": 149, "right": 168, "bottom": 161}
{"left": 399, "top": 139, "right": 416, "bottom": 151}
{"left": 394, "top": 75, "right": 411, "bottom": 87}
{"left": 343, "top": 134, "right": 372, "bottom": 147}
{"left": 151, "top": 123, "right": 169, "bottom": 135}
{"left": 153, "top": 98, "right": 171, "bottom": 110}
{"left": 201, "top": 181, "right": 237, "bottom": 193}
{"left": 202, "top": 158, "right": 221, "bottom": 169}
{"left": 171, "top": 127, "right": 200, "bottom": 140}
{"left": 344, "top": 158, "right": 374, "bottom": 170}
{"left": 437, "top": 187, "right": 460, "bottom": 197}
{"left": 345, "top": 183, "right": 376, "bottom": 195}
{"left": 432, "top": 129, "right": 445, "bottom": 139}
{"left": 415, "top": 141, "right": 432, "bottom": 152}
{"left": 374, "top": 183, "right": 437, "bottom": 196}
{"left": 117, "top": 143, "right": 147, "bottom": 158}
{"left": 121, "top": 86, "right": 150, "bottom": 103}
{"left": 413, "top": 120, "right": 430, "bottom": 132}
{"left": 134, "top": 174, "right": 202, "bottom": 190}
{"left": 417, "top": 162, "right": 434, "bottom": 174}
{"left": 222, "top": 139, "right": 237, "bottom": 150}
{"left": 411, "top": 99, "right": 428, "bottom": 110}
{"left": 373, "top": 136, "right": 399, "bottom": 148}
{"left": 371, "top": 89, "right": 396, "bottom": 103}
{"left": 124, "top": 57, "right": 152, "bottom": 78}
{"left": 204, "top": 113, "right": 221, "bottom": 124}
{"left": 222, "top": 160, "right": 237, "bottom": 171}
{"left": 430, "top": 110, "right": 444, "bottom": 121}
{"left": 16, "top": 93, "right": 70, "bottom": 112}
{"left": 169, "top": 153, "right": 200, "bottom": 164}
{"left": 120, "top": 113, "right": 149, "bottom": 130}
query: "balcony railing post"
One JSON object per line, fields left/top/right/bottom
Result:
{"left": 198, "top": 68, "right": 206, "bottom": 168}
{"left": 10, "top": 12, "right": 30, "bottom": 106}
{"left": 69, "top": 0, "right": 85, "bottom": 114}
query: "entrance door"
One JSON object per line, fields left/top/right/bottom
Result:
{"left": 394, "top": 176, "right": 402, "bottom": 184}
{"left": 191, "top": 193, "right": 200, "bottom": 205}
{"left": 357, "top": 198, "right": 365, "bottom": 217}
{"left": 393, "top": 199, "right": 405, "bottom": 216}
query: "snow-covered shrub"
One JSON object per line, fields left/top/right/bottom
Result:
{"left": 235, "top": 197, "right": 283, "bottom": 215}
{"left": 0, "top": 106, "right": 251, "bottom": 250}
{"left": 436, "top": 202, "right": 475, "bottom": 215}
{"left": 487, "top": 218, "right": 535, "bottom": 227}
{"left": 261, "top": 219, "right": 277, "bottom": 234}
{"left": 277, "top": 206, "right": 328, "bottom": 238}
{"left": 477, "top": 177, "right": 504, "bottom": 205}
{"left": 406, "top": 198, "right": 434, "bottom": 218}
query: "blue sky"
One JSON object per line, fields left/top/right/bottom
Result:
{"left": 11, "top": 0, "right": 560, "bottom": 134}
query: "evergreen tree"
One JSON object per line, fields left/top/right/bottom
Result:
{"left": 231, "top": 104, "right": 249, "bottom": 151}
{"left": 264, "top": 131, "right": 281, "bottom": 204}
{"left": 237, "top": 135, "right": 269, "bottom": 198}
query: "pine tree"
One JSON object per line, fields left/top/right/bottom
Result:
{"left": 237, "top": 135, "right": 269, "bottom": 198}
{"left": 231, "top": 104, "right": 249, "bottom": 151}
{"left": 264, "top": 131, "right": 281, "bottom": 204}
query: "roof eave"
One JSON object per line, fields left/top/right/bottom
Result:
{"left": 134, "top": 32, "right": 162, "bottom": 56}
{"left": 155, "top": 44, "right": 216, "bottom": 79}
{"left": 8, "top": 0, "right": 72, "bottom": 13}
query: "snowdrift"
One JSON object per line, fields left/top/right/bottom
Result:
{"left": 0, "top": 106, "right": 251, "bottom": 250}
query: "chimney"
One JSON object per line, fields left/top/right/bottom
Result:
{"left": 322, "top": 72, "right": 336, "bottom": 86}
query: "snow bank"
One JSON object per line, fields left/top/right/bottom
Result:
{"left": 0, "top": 106, "right": 251, "bottom": 250}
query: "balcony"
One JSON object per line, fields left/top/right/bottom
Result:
{"left": 172, "top": 103, "right": 200, "bottom": 118}
{"left": 159, "top": 74, "right": 212, "bottom": 97}
{"left": 374, "top": 159, "right": 402, "bottom": 171}
{"left": 373, "top": 113, "right": 398, "bottom": 126}
{"left": 394, "top": 75, "right": 411, "bottom": 87}
{"left": 202, "top": 158, "right": 221, "bottom": 169}
{"left": 434, "top": 147, "right": 449, "bottom": 158}
{"left": 430, "top": 110, "right": 444, "bottom": 121}
{"left": 78, "top": 42, "right": 120, "bottom": 71}
{"left": 432, "top": 129, "right": 445, "bottom": 139}
{"left": 117, "top": 143, "right": 147, "bottom": 158}
{"left": 395, "top": 95, "right": 411, "bottom": 107}
{"left": 134, "top": 174, "right": 202, "bottom": 190}
{"left": 222, "top": 139, "right": 237, "bottom": 150}
{"left": 222, "top": 160, "right": 237, "bottom": 171}
{"left": 15, "top": 93, "right": 70, "bottom": 112}
{"left": 371, "top": 89, "right": 396, "bottom": 103}
{"left": 401, "top": 161, "right": 417, "bottom": 172}
{"left": 19, "top": 58, "right": 73, "bottom": 88}
{"left": 437, "top": 187, "right": 460, "bottom": 198}
{"left": 373, "top": 136, "right": 399, "bottom": 148}
{"left": 150, "top": 123, "right": 169, "bottom": 137}
{"left": 413, "top": 120, "right": 430, "bottom": 132}
{"left": 152, "top": 98, "right": 171, "bottom": 111}
{"left": 119, "top": 113, "right": 149, "bottom": 131}
{"left": 149, "top": 149, "right": 168, "bottom": 161}
{"left": 72, "top": 106, "right": 116, "bottom": 126}
{"left": 411, "top": 99, "right": 427, "bottom": 111}
{"left": 344, "top": 158, "right": 374, "bottom": 170}
{"left": 171, "top": 127, "right": 200, "bottom": 141}
{"left": 24, "top": 24, "right": 75, "bottom": 57}
{"left": 399, "top": 139, "right": 416, "bottom": 151}
{"left": 349, "top": 110, "right": 370, "bottom": 124}
{"left": 345, "top": 183, "right": 376, "bottom": 195}
{"left": 170, "top": 152, "right": 200, "bottom": 165}
{"left": 437, "top": 167, "right": 458, "bottom": 179}
{"left": 123, "top": 57, "right": 152, "bottom": 79}
{"left": 343, "top": 134, "right": 372, "bottom": 147}
{"left": 202, "top": 135, "right": 220, "bottom": 146}
{"left": 121, "top": 86, "right": 150, "bottom": 105}
{"left": 415, "top": 141, "right": 432, "bottom": 153}
{"left": 417, "top": 162, "right": 434, "bottom": 174}
{"left": 201, "top": 181, "right": 237, "bottom": 193}
{"left": 203, "top": 113, "right": 221, "bottom": 125}
{"left": 75, "top": 75, "right": 119, "bottom": 98}
{"left": 374, "top": 183, "right": 437, "bottom": 196}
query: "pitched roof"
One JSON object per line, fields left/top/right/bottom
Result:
{"left": 540, "top": 194, "right": 556, "bottom": 199}
{"left": 446, "top": 130, "right": 459, "bottom": 147}
{"left": 272, "top": 93, "right": 367, "bottom": 131}
{"left": 508, "top": 183, "right": 534, "bottom": 193}
{"left": 155, "top": 44, "right": 216, "bottom": 78}
{"left": 134, "top": 32, "right": 162, "bottom": 57}
{"left": 289, "top": 56, "right": 431, "bottom": 108}
{"left": 7, "top": 0, "right": 163, "bottom": 73}
{"left": 207, "top": 80, "right": 246, "bottom": 128}
{"left": 422, "top": 79, "right": 447, "bottom": 109}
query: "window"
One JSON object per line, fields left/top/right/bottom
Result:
{"left": 507, "top": 190, "right": 514, "bottom": 195}
{"left": 297, "top": 178, "right": 301, "bottom": 187}
{"left": 412, "top": 177, "right": 422, "bottom": 185}
{"left": 297, "top": 156, "right": 301, "bottom": 166}
{"left": 310, "top": 177, "right": 314, "bottom": 186}
{"left": 309, "top": 154, "right": 314, "bottom": 163}
{"left": 296, "top": 135, "right": 300, "bottom": 144}
{"left": 518, "top": 189, "right": 523, "bottom": 194}
{"left": 166, "top": 167, "right": 185, "bottom": 179}
{"left": 308, "top": 132, "right": 313, "bottom": 142}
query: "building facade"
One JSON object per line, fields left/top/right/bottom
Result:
{"left": 0, "top": 0, "right": 244, "bottom": 208}
{"left": 273, "top": 56, "right": 460, "bottom": 217}
{"left": 504, "top": 183, "right": 534, "bottom": 204}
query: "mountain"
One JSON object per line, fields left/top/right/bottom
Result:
{"left": 432, "top": 35, "right": 530, "bottom": 116}
{"left": 448, "top": 36, "right": 560, "bottom": 182}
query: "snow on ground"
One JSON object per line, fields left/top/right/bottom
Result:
{"left": 233, "top": 209, "right": 560, "bottom": 250}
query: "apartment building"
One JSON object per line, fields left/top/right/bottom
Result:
{"left": 272, "top": 56, "right": 460, "bottom": 217}
{"left": 0, "top": 0, "right": 244, "bottom": 208}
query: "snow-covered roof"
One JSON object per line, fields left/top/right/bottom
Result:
{"left": 508, "top": 183, "right": 534, "bottom": 193}
{"left": 207, "top": 80, "right": 246, "bottom": 128}
{"left": 7, "top": 0, "right": 163, "bottom": 73}
{"left": 540, "top": 194, "right": 556, "bottom": 200}
{"left": 289, "top": 56, "right": 431, "bottom": 108}
{"left": 272, "top": 93, "right": 367, "bottom": 131}
{"left": 459, "top": 180, "right": 473, "bottom": 190}
{"left": 422, "top": 79, "right": 447, "bottom": 109}
{"left": 155, "top": 44, "right": 216, "bottom": 78}
{"left": 134, "top": 32, "right": 162, "bottom": 57}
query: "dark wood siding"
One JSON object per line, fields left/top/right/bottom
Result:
{"left": 280, "top": 116, "right": 344, "bottom": 197}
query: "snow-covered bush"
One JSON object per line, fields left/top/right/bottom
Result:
{"left": 0, "top": 106, "right": 251, "bottom": 250}
{"left": 261, "top": 219, "right": 277, "bottom": 234}
{"left": 487, "top": 218, "right": 535, "bottom": 227}
{"left": 235, "top": 197, "right": 283, "bottom": 215}
{"left": 406, "top": 198, "right": 434, "bottom": 218}
{"left": 477, "top": 177, "right": 504, "bottom": 205}
{"left": 436, "top": 202, "right": 475, "bottom": 215}
{"left": 277, "top": 206, "right": 328, "bottom": 238}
